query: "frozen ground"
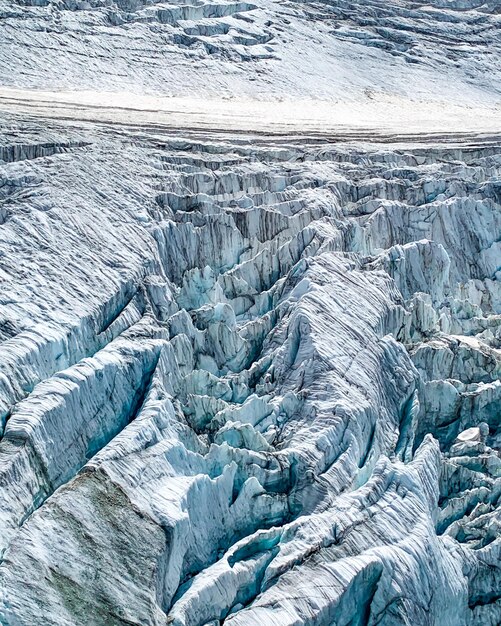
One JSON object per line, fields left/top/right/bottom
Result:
{"left": 0, "top": 1, "right": 500, "bottom": 625}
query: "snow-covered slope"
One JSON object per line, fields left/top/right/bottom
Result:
{"left": 1, "top": 0, "right": 501, "bottom": 106}
{"left": 0, "top": 0, "right": 500, "bottom": 625}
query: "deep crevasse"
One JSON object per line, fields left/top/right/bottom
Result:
{"left": 0, "top": 117, "right": 499, "bottom": 626}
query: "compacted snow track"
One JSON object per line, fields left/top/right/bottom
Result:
{"left": 0, "top": 100, "right": 499, "bottom": 625}
{"left": 1, "top": 88, "right": 501, "bottom": 141}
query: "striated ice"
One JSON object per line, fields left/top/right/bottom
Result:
{"left": 0, "top": 0, "right": 500, "bottom": 623}
{"left": 0, "top": 119, "right": 498, "bottom": 624}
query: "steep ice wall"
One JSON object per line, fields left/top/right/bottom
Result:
{"left": 0, "top": 115, "right": 499, "bottom": 625}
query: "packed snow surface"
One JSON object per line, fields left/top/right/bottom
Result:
{"left": 0, "top": 87, "right": 500, "bottom": 136}
{"left": 0, "top": 0, "right": 500, "bottom": 625}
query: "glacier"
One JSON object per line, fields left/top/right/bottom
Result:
{"left": 0, "top": 0, "right": 500, "bottom": 625}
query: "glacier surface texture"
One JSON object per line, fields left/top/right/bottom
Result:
{"left": 0, "top": 0, "right": 500, "bottom": 625}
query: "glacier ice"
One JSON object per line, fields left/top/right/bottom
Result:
{"left": 0, "top": 0, "right": 500, "bottom": 622}
{"left": 0, "top": 113, "right": 498, "bottom": 625}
